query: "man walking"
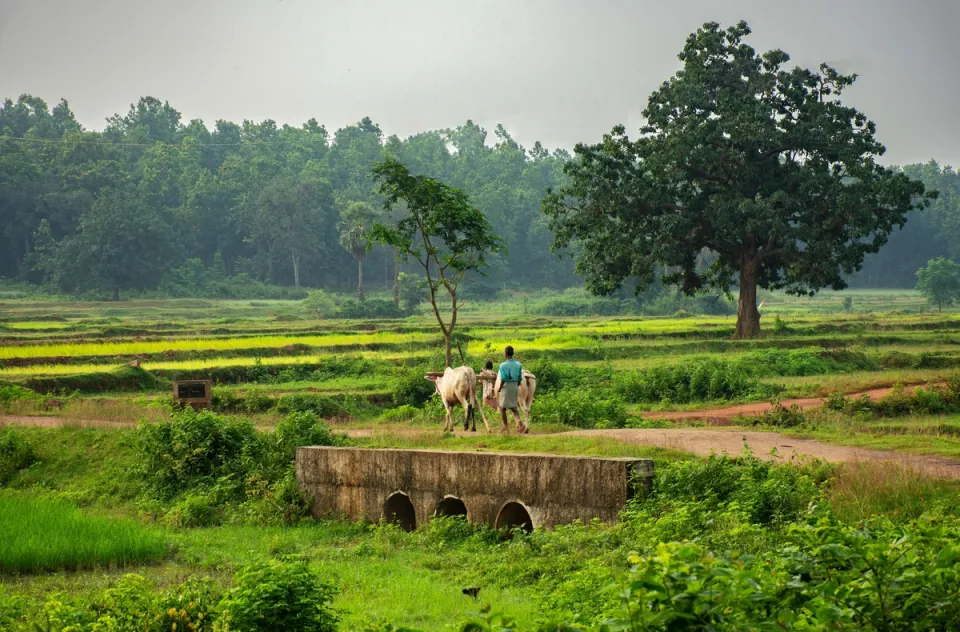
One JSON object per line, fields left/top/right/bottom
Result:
{"left": 497, "top": 346, "right": 526, "bottom": 433}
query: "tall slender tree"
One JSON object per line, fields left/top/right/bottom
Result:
{"left": 371, "top": 159, "right": 504, "bottom": 366}
{"left": 337, "top": 201, "right": 377, "bottom": 300}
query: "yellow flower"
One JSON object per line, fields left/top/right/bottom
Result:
{"left": 168, "top": 608, "right": 177, "bottom": 617}
{"left": 172, "top": 624, "right": 177, "bottom": 631}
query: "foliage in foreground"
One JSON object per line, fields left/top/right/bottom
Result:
{"left": 14, "top": 559, "right": 335, "bottom": 632}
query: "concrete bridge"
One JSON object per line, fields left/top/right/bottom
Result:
{"left": 295, "top": 447, "right": 654, "bottom": 531}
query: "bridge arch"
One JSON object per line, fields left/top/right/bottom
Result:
{"left": 495, "top": 500, "right": 534, "bottom": 534}
{"left": 383, "top": 491, "right": 416, "bottom": 531}
{"left": 434, "top": 495, "right": 468, "bottom": 519}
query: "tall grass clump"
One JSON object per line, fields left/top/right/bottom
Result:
{"left": 0, "top": 494, "right": 165, "bottom": 572}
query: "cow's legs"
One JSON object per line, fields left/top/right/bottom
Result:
{"left": 464, "top": 398, "right": 473, "bottom": 432}
{"left": 474, "top": 391, "right": 490, "bottom": 432}
{"left": 520, "top": 404, "right": 531, "bottom": 434}
{"left": 443, "top": 402, "right": 454, "bottom": 432}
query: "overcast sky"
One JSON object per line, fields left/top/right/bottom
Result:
{"left": 1, "top": 0, "right": 957, "bottom": 165}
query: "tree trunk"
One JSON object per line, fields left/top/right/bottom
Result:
{"left": 734, "top": 263, "right": 761, "bottom": 339}
{"left": 392, "top": 250, "right": 400, "bottom": 308}
{"left": 357, "top": 257, "right": 364, "bottom": 300}
{"left": 443, "top": 332, "right": 453, "bottom": 368}
{"left": 292, "top": 253, "right": 300, "bottom": 289}
{"left": 112, "top": 286, "right": 120, "bottom": 302}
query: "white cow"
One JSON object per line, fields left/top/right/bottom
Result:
{"left": 479, "top": 369, "right": 536, "bottom": 433}
{"left": 425, "top": 366, "right": 490, "bottom": 432}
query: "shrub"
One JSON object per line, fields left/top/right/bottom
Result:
{"left": 614, "top": 360, "right": 777, "bottom": 404}
{"left": 136, "top": 409, "right": 262, "bottom": 499}
{"left": 334, "top": 298, "right": 404, "bottom": 319}
{"left": 271, "top": 411, "right": 343, "bottom": 463}
{"left": 275, "top": 394, "right": 344, "bottom": 418}
{"left": 218, "top": 558, "right": 339, "bottom": 632}
{"left": 0, "top": 382, "right": 39, "bottom": 410}
{"left": 390, "top": 367, "right": 436, "bottom": 407}
{"left": 379, "top": 404, "right": 420, "bottom": 422}
{"left": 752, "top": 402, "right": 805, "bottom": 428}
{"left": 301, "top": 290, "right": 337, "bottom": 319}
{"left": 532, "top": 388, "right": 627, "bottom": 429}
{"left": 165, "top": 489, "right": 223, "bottom": 528}
{"left": 646, "top": 452, "right": 828, "bottom": 526}
{"left": 0, "top": 427, "right": 37, "bottom": 483}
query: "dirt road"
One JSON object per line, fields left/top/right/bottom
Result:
{"left": 638, "top": 385, "right": 923, "bottom": 424}
{"left": 565, "top": 428, "right": 960, "bottom": 479}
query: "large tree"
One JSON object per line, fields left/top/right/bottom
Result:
{"left": 371, "top": 159, "right": 504, "bottom": 367}
{"left": 44, "top": 186, "right": 175, "bottom": 300}
{"left": 543, "top": 21, "right": 933, "bottom": 338}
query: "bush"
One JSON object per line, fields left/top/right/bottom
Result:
{"left": 136, "top": 409, "right": 262, "bottom": 499}
{"left": 644, "top": 452, "right": 828, "bottom": 526}
{"left": 0, "top": 427, "right": 37, "bottom": 483}
{"left": 606, "top": 515, "right": 960, "bottom": 631}
{"left": 752, "top": 402, "right": 805, "bottom": 428}
{"left": 218, "top": 558, "right": 339, "bottom": 632}
{"left": 390, "top": 367, "right": 436, "bottom": 407}
{"left": 379, "top": 404, "right": 420, "bottom": 422}
{"left": 614, "top": 359, "right": 778, "bottom": 404}
{"left": 532, "top": 388, "right": 627, "bottom": 429}
{"left": 301, "top": 289, "right": 337, "bottom": 319}
{"left": 275, "top": 394, "right": 345, "bottom": 418}
{"left": 0, "top": 382, "right": 39, "bottom": 410}
{"left": 335, "top": 298, "right": 404, "bottom": 319}
{"left": 271, "top": 412, "right": 343, "bottom": 463}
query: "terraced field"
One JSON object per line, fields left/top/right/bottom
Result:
{"left": 6, "top": 292, "right": 960, "bottom": 630}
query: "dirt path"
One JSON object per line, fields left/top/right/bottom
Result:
{"left": 6, "top": 390, "right": 960, "bottom": 479}
{"left": 639, "top": 385, "right": 924, "bottom": 424}
{"left": 565, "top": 428, "right": 960, "bottom": 479}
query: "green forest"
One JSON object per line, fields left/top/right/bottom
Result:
{"left": 1, "top": 94, "right": 957, "bottom": 302}
{"left": 0, "top": 95, "right": 574, "bottom": 301}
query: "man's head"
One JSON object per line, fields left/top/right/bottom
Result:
{"left": 484, "top": 360, "right": 493, "bottom": 371}
{"left": 504, "top": 345, "right": 514, "bottom": 358}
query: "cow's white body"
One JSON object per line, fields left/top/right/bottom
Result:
{"left": 426, "top": 366, "right": 489, "bottom": 432}
{"left": 479, "top": 369, "right": 536, "bottom": 430}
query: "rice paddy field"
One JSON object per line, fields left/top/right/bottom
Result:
{"left": 5, "top": 290, "right": 960, "bottom": 630}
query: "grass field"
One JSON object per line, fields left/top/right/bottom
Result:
{"left": 0, "top": 494, "right": 166, "bottom": 572}
{"left": 5, "top": 291, "right": 960, "bottom": 630}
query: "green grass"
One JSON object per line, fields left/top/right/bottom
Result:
{"left": 0, "top": 493, "right": 166, "bottom": 572}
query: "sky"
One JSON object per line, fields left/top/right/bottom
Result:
{"left": 0, "top": 0, "right": 957, "bottom": 166}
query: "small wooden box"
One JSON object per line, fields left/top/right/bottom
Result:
{"left": 172, "top": 379, "right": 212, "bottom": 410}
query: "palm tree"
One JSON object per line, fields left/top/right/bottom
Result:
{"left": 337, "top": 202, "right": 376, "bottom": 300}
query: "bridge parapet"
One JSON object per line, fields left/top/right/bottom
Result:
{"left": 296, "top": 447, "right": 653, "bottom": 531}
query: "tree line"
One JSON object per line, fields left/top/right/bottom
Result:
{"left": 0, "top": 95, "right": 576, "bottom": 300}
{"left": 2, "top": 20, "right": 959, "bottom": 340}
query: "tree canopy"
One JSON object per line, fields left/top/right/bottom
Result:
{"left": 0, "top": 95, "right": 575, "bottom": 299}
{"left": 543, "top": 21, "right": 934, "bottom": 337}
{"left": 916, "top": 257, "right": 960, "bottom": 312}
